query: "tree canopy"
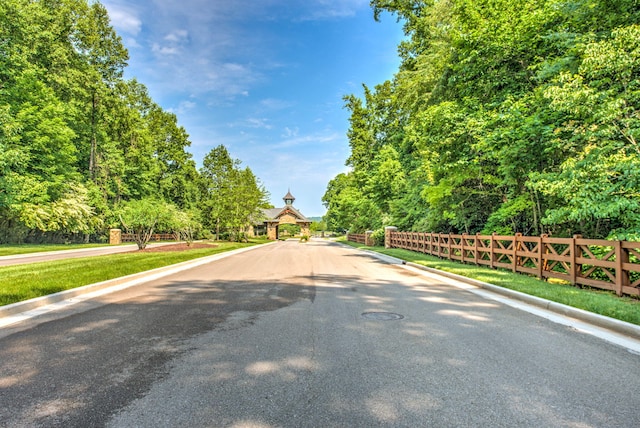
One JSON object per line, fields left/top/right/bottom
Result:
{"left": 323, "top": 0, "right": 640, "bottom": 240}
{"left": 0, "top": 0, "right": 268, "bottom": 243}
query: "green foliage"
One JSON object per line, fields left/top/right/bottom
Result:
{"left": 199, "top": 145, "right": 270, "bottom": 241}
{"left": 279, "top": 223, "right": 301, "bottom": 236}
{"left": 170, "top": 209, "right": 202, "bottom": 245}
{"left": 117, "top": 198, "right": 175, "bottom": 249}
{"left": 310, "top": 220, "right": 327, "bottom": 234}
{"left": 324, "top": 0, "right": 640, "bottom": 239}
{"left": 0, "top": 1, "right": 258, "bottom": 245}
{"left": 371, "top": 228, "right": 386, "bottom": 246}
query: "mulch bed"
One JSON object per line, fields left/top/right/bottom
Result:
{"left": 139, "top": 242, "right": 218, "bottom": 252}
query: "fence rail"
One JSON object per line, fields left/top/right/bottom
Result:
{"left": 347, "top": 233, "right": 367, "bottom": 245}
{"left": 386, "top": 232, "right": 640, "bottom": 297}
{"left": 121, "top": 233, "right": 177, "bottom": 243}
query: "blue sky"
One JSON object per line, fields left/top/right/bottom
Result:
{"left": 101, "top": 0, "right": 404, "bottom": 217}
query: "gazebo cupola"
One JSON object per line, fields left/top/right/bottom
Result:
{"left": 283, "top": 189, "right": 295, "bottom": 206}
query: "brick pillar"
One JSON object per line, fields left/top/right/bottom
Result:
{"left": 365, "top": 230, "right": 374, "bottom": 246}
{"left": 109, "top": 228, "right": 121, "bottom": 245}
{"left": 384, "top": 226, "right": 397, "bottom": 249}
{"left": 267, "top": 223, "right": 278, "bottom": 240}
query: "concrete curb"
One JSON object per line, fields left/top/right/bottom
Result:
{"left": 0, "top": 243, "right": 274, "bottom": 321}
{"left": 356, "top": 248, "right": 640, "bottom": 341}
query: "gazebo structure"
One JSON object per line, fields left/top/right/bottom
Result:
{"left": 252, "top": 190, "right": 311, "bottom": 240}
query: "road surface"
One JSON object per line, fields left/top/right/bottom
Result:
{"left": 0, "top": 239, "right": 638, "bottom": 427}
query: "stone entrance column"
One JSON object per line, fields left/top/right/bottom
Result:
{"left": 267, "top": 222, "right": 278, "bottom": 240}
{"left": 300, "top": 222, "right": 311, "bottom": 237}
{"left": 384, "top": 226, "right": 398, "bottom": 249}
{"left": 110, "top": 229, "right": 122, "bottom": 245}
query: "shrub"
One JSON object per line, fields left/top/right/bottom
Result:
{"left": 371, "top": 229, "right": 386, "bottom": 246}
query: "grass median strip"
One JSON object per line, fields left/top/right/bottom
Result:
{"left": 0, "top": 243, "right": 114, "bottom": 256}
{"left": 343, "top": 241, "right": 640, "bottom": 326}
{"left": 0, "top": 241, "right": 260, "bottom": 306}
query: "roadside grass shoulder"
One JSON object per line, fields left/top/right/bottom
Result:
{"left": 0, "top": 243, "right": 114, "bottom": 256}
{"left": 342, "top": 240, "right": 640, "bottom": 326}
{"left": 0, "top": 241, "right": 261, "bottom": 306}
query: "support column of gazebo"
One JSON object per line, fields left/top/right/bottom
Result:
{"left": 299, "top": 221, "right": 311, "bottom": 237}
{"left": 266, "top": 220, "right": 279, "bottom": 240}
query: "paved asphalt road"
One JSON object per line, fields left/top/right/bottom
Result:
{"left": 1, "top": 240, "right": 639, "bottom": 427}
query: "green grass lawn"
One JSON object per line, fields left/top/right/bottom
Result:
{"left": 342, "top": 240, "right": 640, "bottom": 326}
{"left": 0, "top": 241, "right": 264, "bottom": 306}
{"left": 0, "top": 243, "right": 116, "bottom": 256}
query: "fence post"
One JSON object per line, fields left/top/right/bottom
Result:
{"left": 474, "top": 233, "right": 480, "bottom": 265}
{"left": 490, "top": 233, "right": 496, "bottom": 269}
{"left": 461, "top": 233, "right": 466, "bottom": 264}
{"left": 384, "top": 226, "right": 397, "bottom": 249}
{"left": 570, "top": 234, "right": 582, "bottom": 286}
{"left": 538, "top": 234, "right": 547, "bottom": 280}
{"left": 109, "top": 229, "right": 121, "bottom": 245}
{"left": 615, "top": 239, "right": 629, "bottom": 297}
{"left": 513, "top": 233, "right": 522, "bottom": 273}
{"left": 365, "top": 230, "right": 374, "bottom": 247}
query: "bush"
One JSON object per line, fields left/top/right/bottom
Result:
{"left": 371, "top": 229, "right": 386, "bottom": 246}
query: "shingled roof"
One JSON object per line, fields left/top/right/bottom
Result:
{"left": 259, "top": 190, "right": 309, "bottom": 223}
{"left": 261, "top": 205, "right": 309, "bottom": 223}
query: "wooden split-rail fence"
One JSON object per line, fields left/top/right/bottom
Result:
{"left": 121, "top": 233, "right": 177, "bottom": 243}
{"left": 346, "top": 233, "right": 368, "bottom": 245}
{"left": 348, "top": 231, "right": 640, "bottom": 297}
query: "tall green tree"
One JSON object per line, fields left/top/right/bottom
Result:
{"left": 200, "top": 145, "right": 269, "bottom": 240}
{"left": 325, "top": 0, "right": 640, "bottom": 238}
{"left": 0, "top": 0, "right": 205, "bottom": 243}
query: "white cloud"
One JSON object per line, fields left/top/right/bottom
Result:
{"left": 246, "top": 118, "right": 273, "bottom": 129}
{"left": 168, "top": 100, "right": 197, "bottom": 115}
{"left": 295, "top": 0, "right": 369, "bottom": 21}
{"left": 152, "top": 30, "right": 189, "bottom": 57}
{"left": 282, "top": 127, "right": 299, "bottom": 138}
{"left": 266, "top": 131, "right": 343, "bottom": 150}
{"left": 151, "top": 43, "right": 180, "bottom": 56}
{"left": 102, "top": 1, "right": 142, "bottom": 35}
{"left": 164, "top": 30, "right": 189, "bottom": 43}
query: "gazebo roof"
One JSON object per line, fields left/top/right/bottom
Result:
{"left": 260, "top": 205, "right": 310, "bottom": 223}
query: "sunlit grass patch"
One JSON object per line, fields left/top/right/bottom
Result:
{"left": 0, "top": 243, "right": 115, "bottom": 256}
{"left": 0, "top": 241, "right": 259, "bottom": 306}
